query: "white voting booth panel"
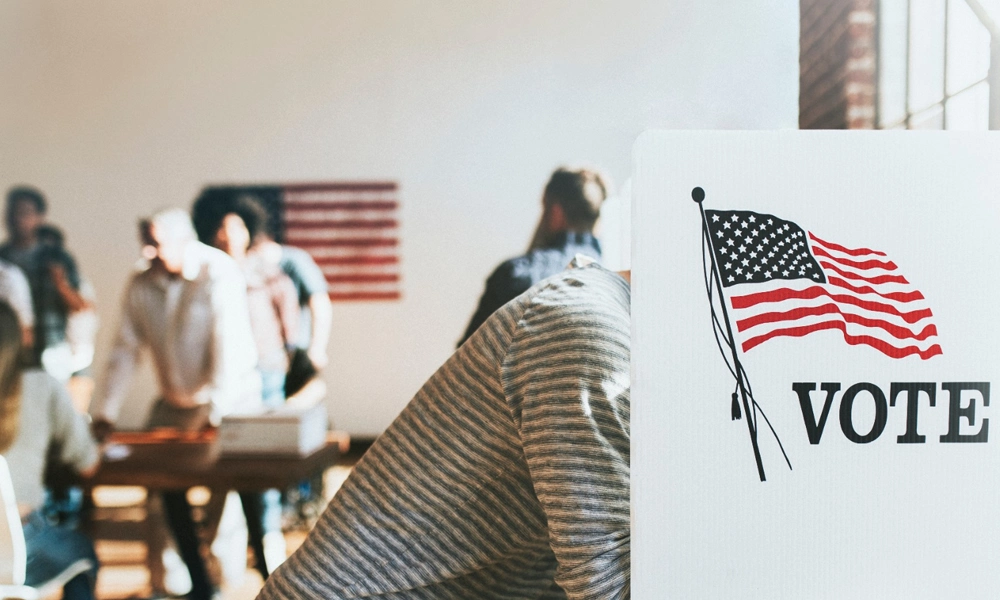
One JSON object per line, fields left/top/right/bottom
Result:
{"left": 631, "top": 131, "right": 1000, "bottom": 599}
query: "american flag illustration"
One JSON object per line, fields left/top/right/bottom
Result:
{"left": 705, "top": 209, "right": 941, "bottom": 360}
{"left": 281, "top": 182, "right": 401, "bottom": 302}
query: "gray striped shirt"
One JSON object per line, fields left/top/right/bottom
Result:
{"left": 259, "top": 264, "right": 630, "bottom": 599}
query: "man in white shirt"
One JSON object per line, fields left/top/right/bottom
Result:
{"left": 90, "top": 208, "right": 264, "bottom": 600}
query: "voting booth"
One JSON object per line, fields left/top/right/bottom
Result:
{"left": 631, "top": 131, "right": 1000, "bottom": 598}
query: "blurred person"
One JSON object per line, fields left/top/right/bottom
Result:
{"left": 459, "top": 167, "right": 611, "bottom": 346}
{"left": 36, "top": 224, "right": 99, "bottom": 409}
{"left": 258, "top": 260, "right": 630, "bottom": 600}
{"left": 0, "top": 257, "right": 33, "bottom": 345}
{"left": 192, "top": 190, "right": 331, "bottom": 528}
{"left": 207, "top": 197, "right": 298, "bottom": 407}
{"left": 206, "top": 195, "right": 298, "bottom": 569}
{"left": 192, "top": 190, "right": 332, "bottom": 394}
{"left": 89, "top": 208, "right": 266, "bottom": 600}
{"left": 0, "top": 186, "right": 86, "bottom": 382}
{"left": 0, "top": 300, "right": 100, "bottom": 600}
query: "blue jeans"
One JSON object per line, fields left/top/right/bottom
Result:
{"left": 22, "top": 511, "right": 99, "bottom": 600}
{"left": 260, "top": 370, "right": 287, "bottom": 409}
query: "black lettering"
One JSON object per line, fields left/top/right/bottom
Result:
{"left": 839, "top": 382, "right": 888, "bottom": 444}
{"left": 793, "top": 382, "right": 840, "bottom": 444}
{"left": 889, "top": 382, "right": 936, "bottom": 444}
{"left": 940, "top": 382, "right": 990, "bottom": 443}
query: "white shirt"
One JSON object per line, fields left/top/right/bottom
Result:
{"left": 0, "top": 258, "right": 33, "bottom": 328}
{"left": 91, "top": 242, "right": 260, "bottom": 425}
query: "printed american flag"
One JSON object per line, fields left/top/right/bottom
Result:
{"left": 280, "top": 182, "right": 400, "bottom": 302}
{"left": 705, "top": 209, "right": 942, "bottom": 360}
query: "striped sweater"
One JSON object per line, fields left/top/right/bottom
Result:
{"left": 258, "top": 263, "right": 630, "bottom": 599}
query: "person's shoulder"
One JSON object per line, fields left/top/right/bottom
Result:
{"left": 20, "top": 368, "right": 62, "bottom": 403}
{"left": 190, "top": 242, "right": 243, "bottom": 279}
{"left": 519, "top": 264, "right": 631, "bottom": 331}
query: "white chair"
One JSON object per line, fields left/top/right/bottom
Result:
{"left": 0, "top": 455, "right": 95, "bottom": 600}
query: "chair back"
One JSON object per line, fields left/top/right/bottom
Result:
{"left": 0, "top": 455, "right": 27, "bottom": 586}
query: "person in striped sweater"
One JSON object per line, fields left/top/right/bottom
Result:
{"left": 258, "top": 260, "right": 630, "bottom": 599}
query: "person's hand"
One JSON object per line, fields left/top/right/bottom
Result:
{"left": 307, "top": 346, "right": 329, "bottom": 371}
{"left": 91, "top": 418, "right": 115, "bottom": 443}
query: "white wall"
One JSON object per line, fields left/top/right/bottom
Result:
{"left": 0, "top": 0, "right": 798, "bottom": 436}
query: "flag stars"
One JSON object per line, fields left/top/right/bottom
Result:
{"left": 741, "top": 220, "right": 749, "bottom": 229}
{"left": 782, "top": 270, "right": 789, "bottom": 276}
{"left": 765, "top": 271, "right": 773, "bottom": 278}
{"left": 812, "top": 273, "right": 820, "bottom": 280}
{"left": 735, "top": 229, "right": 744, "bottom": 237}
{"left": 767, "top": 219, "right": 773, "bottom": 225}
{"left": 728, "top": 275, "right": 735, "bottom": 283}
{"left": 732, "top": 215, "right": 740, "bottom": 222}
{"left": 750, "top": 251, "right": 758, "bottom": 258}
{"left": 711, "top": 214, "right": 720, "bottom": 222}
{"left": 736, "top": 268, "right": 743, "bottom": 275}
{"left": 726, "top": 239, "right": 735, "bottom": 247}
{"left": 716, "top": 230, "right": 725, "bottom": 238}
{"left": 753, "top": 265, "right": 761, "bottom": 272}
{"left": 723, "top": 222, "right": 732, "bottom": 230}
{"left": 724, "top": 262, "right": 732, "bottom": 270}
{"left": 741, "top": 258, "right": 750, "bottom": 267}
{"left": 738, "top": 245, "right": 747, "bottom": 253}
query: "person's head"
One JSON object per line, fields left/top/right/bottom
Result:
{"left": 211, "top": 196, "right": 270, "bottom": 259}
{"left": 5, "top": 186, "right": 47, "bottom": 242}
{"left": 0, "top": 301, "right": 24, "bottom": 453}
{"left": 139, "top": 208, "right": 197, "bottom": 275}
{"left": 531, "top": 168, "right": 611, "bottom": 250}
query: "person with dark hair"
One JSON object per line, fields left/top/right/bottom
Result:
{"left": 459, "top": 167, "right": 612, "bottom": 346}
{"left": 207, "top": 196, "right": 299, "bottom": 569}
{"left": 0, "top": 186, "right": 85, "bottom": 381}
{"left": 209, "top": 196, "right": 297, "bottom": 406}
{"left": 0, "top": 300, "right": 101, "bottom": 600}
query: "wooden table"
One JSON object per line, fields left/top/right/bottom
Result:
{"left": 52, "top": 430, "right": 350, "bottom": 594}
{"left": 87, "top": 430, "right": 350, "bottom": 491}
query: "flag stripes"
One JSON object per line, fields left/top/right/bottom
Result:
{"left": 282, "top": 182, "right": 401, "bottom": 302}
{"left": 706, "top": 209, "right": 941, "bottom": 360}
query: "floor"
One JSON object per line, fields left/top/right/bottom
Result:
{"left": 89, "top": 465, "right": 355, "bottom": 600}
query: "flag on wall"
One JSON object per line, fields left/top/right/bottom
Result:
{"left": 704, "top": 209, "right": 941, "bottom": 360}
{"left": 202, "top": 181, "right": 401, "bottom": 302}
{"left": 280, "top": 182, "right": 401, "bottom": 302}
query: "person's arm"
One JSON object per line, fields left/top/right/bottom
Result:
{"left": 306, "top": 291, "right": 332, "bottom": 369}
{"left": 501, "top": 278, "right": 631, "bottom": 599}
{"left": 289, "top": 248, "right": 332, "bottom": 369}
{"left": 48, "top": 373, "right": 100, "bottom": 476}
{"left": 90, "top": 280, "right": 144, "bottom": 437}
{"left": 49, "top": 263, "right": 90, "bottom": 312}
{"left": 271, "top": 271, "right": 300, "bottom": 349}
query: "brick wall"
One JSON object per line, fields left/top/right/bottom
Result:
{"left": 800, "top": 0, "right": 878, "bottom": 129}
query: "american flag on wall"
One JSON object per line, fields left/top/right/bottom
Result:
{"left": 204, "top": 182, "right": 401, "bottom": 302}
{"left": 705, "top": 209, "right": 941, "bottom": 360}
{"left": 279, "top": 182, "right": 401, "bottom": 302}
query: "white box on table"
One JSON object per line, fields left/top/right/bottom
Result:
{"left": 218, "top": 402, "right": 328, "bottom": 456}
